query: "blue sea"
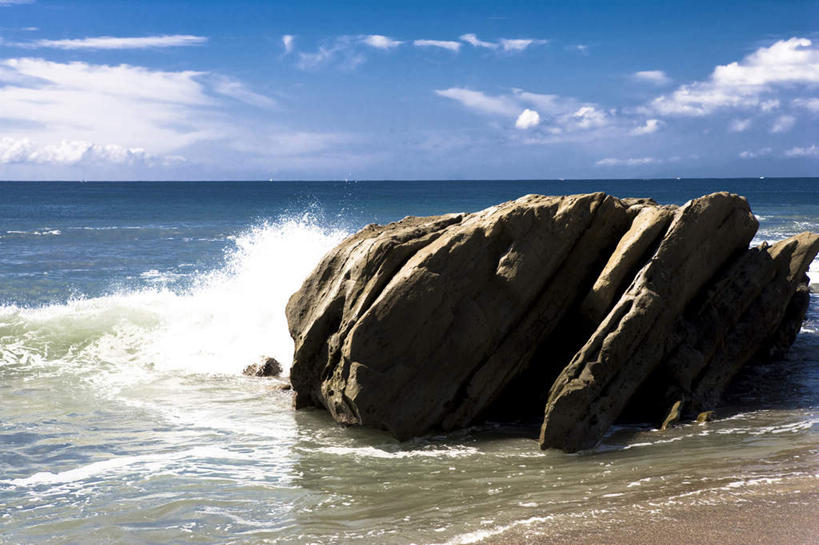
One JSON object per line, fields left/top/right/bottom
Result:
{"left": 1, "top": 179, "right": 817, "bottom": 544}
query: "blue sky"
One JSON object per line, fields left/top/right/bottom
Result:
{"left": 0, "top": 0, "right": 817, "bottom": 180}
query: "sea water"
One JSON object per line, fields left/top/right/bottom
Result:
{"left": 0, "top": 179, "right": 817, "bottom": 544}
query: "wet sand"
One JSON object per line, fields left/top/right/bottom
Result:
{"left": 486, "top": 491, "right": 819, "bottom": 545}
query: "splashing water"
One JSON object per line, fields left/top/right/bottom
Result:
{"left": 0, "top": 217, "right": 348, "bottom": 380}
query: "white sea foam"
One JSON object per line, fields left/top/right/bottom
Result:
{"left": 0, "top": 217, "right": 347, "bottom": 377}
{"left": 434, "top": 515, "right": 555, "bottom": 545}
{"left": 5, "top": 228, "right": 61, "bottom": 236}
{"left": 7, "top": 446, "right": 250, "bottom": 487}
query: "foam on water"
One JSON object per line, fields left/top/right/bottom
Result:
{"left": 0, "top": 216, "right": 347, "bottom": 378}
{"left": 6, "top": 446, "right": 251, "bottom": 487}
{"left": 3, "top": 228, "right": 62, "bottom": 237}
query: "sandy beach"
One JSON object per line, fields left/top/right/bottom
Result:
{"left": 487, "top": 490, "right": 819, "bottom": 545}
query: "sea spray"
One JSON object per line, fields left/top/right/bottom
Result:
{"left": 0, "top": 217, "right": 347, "bottom": 379}
{"left": 138, "top": 217, "right": 347, "bottom": 375}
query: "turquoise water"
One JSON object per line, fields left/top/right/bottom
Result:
{"left": 1, "top": 179, "right": 817, "bottom": 544}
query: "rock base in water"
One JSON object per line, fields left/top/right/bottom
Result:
{"left": 243, "top": 356, "right": 283, "bottom": 377}
{"left": 285, "top": 192, "right": 819, "bottom": 452}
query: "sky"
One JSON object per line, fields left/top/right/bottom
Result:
{"left": 0, "top": 0, "right": 817, "bottom": 180}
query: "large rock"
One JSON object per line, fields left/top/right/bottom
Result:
{"left": 288, "top": 213, "right": 463, "bottom": 413}
{"left": 627, "top": 233, "right": 819, "bottom": 422}
{"left": 538, "top": 193, "right": 758, "bottom": 452}
{"left": 290, "top": 193, "right": 638, "bottom": 438}
{"left": 286, "top": 192, "right": 818, "bottom": 452}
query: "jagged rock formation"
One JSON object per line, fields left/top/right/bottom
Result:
{"left": 286, "top": 192, "right": 819, "bottom": 452}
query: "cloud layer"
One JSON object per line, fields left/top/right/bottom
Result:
{"left": 434, "top": 86, "right": 620, "bottom": 140}
{"left": 651, "top": 37, "right": 819, "bottom": 116}
{"left": 0, "top": 57, "right": 278, "bottom": 168}
{"left": 288, "top": 31, "right": 549, "bottom": 69}
{"left": 413, "top": 39, "right": 461, "bottom": 52}
{"left": 19, "top": 35, "right": 207, "bottom": 49}
{"left": 633, "top": 70, "right": 670, "bottom": 85}
{"left": 0, "top": 137, "right": 174, "bottom": 166}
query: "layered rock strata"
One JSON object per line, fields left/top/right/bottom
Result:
{"left": 286, "top": 192, "right": 819, "bottom": 452}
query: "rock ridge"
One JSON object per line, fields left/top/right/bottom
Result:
{"left": 286, "top": 192, "right": 819, "bottom": 452}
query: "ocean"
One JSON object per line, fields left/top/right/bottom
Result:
{"left": 1, "top": 179, "right": 817, "bottom": 544}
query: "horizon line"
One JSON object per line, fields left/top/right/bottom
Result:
{"left": 0, "top": 176, "right": 815, "bottom": 183}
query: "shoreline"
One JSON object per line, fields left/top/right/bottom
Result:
{"left": 483, "top": 490, "right": 819, "bottom": 545}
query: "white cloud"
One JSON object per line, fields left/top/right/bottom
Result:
{"left": 296, "top": 35, "right": 403, "bottom": 70}
{"left": 760, "top": 99, "right": 780, "bottom": 112}
{"left": 361, "top": 34, "right": 402, "bottom": 50}
{"left": 784, "top": 144, "right": 819, "bottom": 157}
{"left": 0, "top": 136, "right": 175, "bottom": 165}
{"left": 739, "top": 147, "right": 772, "bottom": 159}
{"left": 771, "top": 114, "right": 795, "bottom": 133}
{"left": 499, "top": 38, "right": 547, "bottom": 52}
{"left": 632, "top": 70, "right": 670, "bottom": 85}
{"left": 1, "top": 57, "right": 212, "bottom": 107}
{"left": 459, "top": 33, "right": 497, "bottom": 49}
{"left": 434, "top": 87, "right": 520, "bottom": 116}
{"left": 0, "top": 0, "right": 34, "bottom": 5}
{"left": 413, "top": 39, "right": 460, "bottom": 52}
{"left": 515, "top": 109, "right": 540, "bottom": 129}
{"left": 729, "top": 118, "right": 752, "bottom": 132}
{"left": 511, "top": 90, "right": 575, "bottom": 115}
{"left": 571, "top": 44, "right": 589, "bottom": 54}
{"left": 0, "top": 58, "right": 358, "bottom": 177}
{"left": 24, "top": 35, "right": 207, "bottom": 49}
{"left": 0, "top": 136, "right": 33, "bottom": 162}
{"left": 211, "top": 76, "right": 276, "bottom": 109}
{"left": 282, "top": 34, "right": 294, "bottom": 54}
{"left": 0, "top": 57, "right": 243, "bottom": 162}
{"left": 651, "top": 37, "right": 819, "bottom": 116}
{"left": 571, "top": 106, "right": 608, "bottom": 129}
{"left": 631, "top": 118, "right": 661, "bottom": 135}
{"left": 792, "top": 97, "right": 819, "bottom": 112}
{"left": 436, "top": 86, "right": 618, "bottom": 142}
{"left": 595, "top": 157, "right": 659, "bottom": 166}
{"left": 297, "top": 37, "right": 365, "bottom": 70}
{"left": 458, "top": 34, "right": 546, "bottom": 52}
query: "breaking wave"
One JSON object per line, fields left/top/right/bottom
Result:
{"left": 0, "top": 217, "right": 348, "bottom": 378}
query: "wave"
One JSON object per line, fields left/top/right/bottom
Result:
{"left": 5, "top": 446, "right": 253, "bottom": 487}
{"left": 3, "top": 228, "right": 62, "bottom": 237}
{"left": 0, "top": 217, "right": 348, "bottom": 377}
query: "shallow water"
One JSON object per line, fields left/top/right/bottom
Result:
{"left": 1, "top": 180, "right": 817, "bottom": 544}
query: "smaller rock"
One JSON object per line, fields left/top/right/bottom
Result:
{"left": 243, "top": 356, "right": 283, "bottom": 377}
{"left": 660, "top": 399, "right": 682, "bottom": 431}
{"left": 278, "top": 383, "right": 292, "bottom": 391}
{"left": 696, "top": 411, "right": 715, "bottom": 424}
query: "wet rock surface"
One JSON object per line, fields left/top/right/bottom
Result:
{"left": 243, "top": 356, "right": 283, "bottom": 377}
{"left": 286, "top": 192, "right": 819, "bottom": 452}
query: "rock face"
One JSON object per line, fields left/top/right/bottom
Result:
{"left": 286, "top": 192, "right": 819, "bottom": 452}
